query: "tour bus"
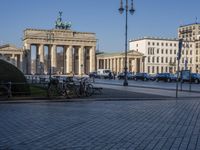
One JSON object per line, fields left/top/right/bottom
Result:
{"left": 97, "top": 69, "right": 112, "bottom": 79}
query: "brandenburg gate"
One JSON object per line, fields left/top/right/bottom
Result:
{"left": 23, "top": 29, "right": 96, "bottom": 75}
{"left": 23, "top": 12, "right": 96, "bottom": 75}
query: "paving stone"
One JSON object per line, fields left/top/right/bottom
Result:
{"left": 0, "top": 99, "right": 200, "bottom": 149}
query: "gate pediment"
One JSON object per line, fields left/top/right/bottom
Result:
{"left": 0, "top": 44, "right": 21, "bottom": 52}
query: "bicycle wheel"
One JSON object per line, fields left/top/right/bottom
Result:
{"left": 65, "top": 84, "right": 77, "bottom": 99}
{"left": 86, "top": 84, "right": 94, "bottom": 96}
{"left": 74, "top": 84, "right": 81, "bottom": 98}
{"left": 47, "top": 85, "right": 58, "bottom": 98}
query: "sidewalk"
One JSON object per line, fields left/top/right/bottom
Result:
{"left": 94, "top": 83, "right": 200, "bottom": 98}
{"left": 1, "top": 83, "right": 200, "bottom": 104}
{"left": 0, "top": 87, "right": 169, "bottom": 104}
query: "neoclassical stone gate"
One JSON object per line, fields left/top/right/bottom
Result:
{"left": 23, "top": 29, "right": 96, "bottom": 75}
{"left": 0, "top": 44, "right": 24, "bottom": 72}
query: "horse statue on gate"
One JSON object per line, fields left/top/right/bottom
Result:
{"left": 55, "top": 11, "right": 71, "bottom": 30}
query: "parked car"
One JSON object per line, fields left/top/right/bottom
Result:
{"left": 133, "top": 73, "right": 150, "bottom": 81}
{"left": 181, "top": 73, "right": 200, "bottom": 84}
{"left": 97, "top": 69, "right": 112, "bottom": 79}
{"left": 148, "top": 74, "right": 157, "bottom": 81}
{"left": 155, "top": 73, "right": 177, "bottom": 82}
{"left": 117, "top": 72, "right": 134, "bottom": 80}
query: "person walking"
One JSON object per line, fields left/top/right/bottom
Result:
{"left": 109, "top": 72, "right": 112, "bottom": 80}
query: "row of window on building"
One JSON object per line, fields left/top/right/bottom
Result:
{"left": 148, "top": 47, "right": 200, "bottom": 55}
{"left": 148, "top": 48, "right": 177, "bottom": 55}
{"left": 148, "top": 56, "right": 176, "bottom": 64}
{"left": 179, "top": 37, "right": 200, "bottom": 41}
{"left": 180, "top": 25, "right": 200, "bottom": 31}
{"left": 145, "top": 42, "right": 194, "bottom": 48}
{"left": 147, "top": 42, "right": 177, "bottom": 47}
{"left": 147, "top": 56, "right": 198, "bottom": 64}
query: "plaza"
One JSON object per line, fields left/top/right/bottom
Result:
{"left": 0, "top": 1, "right": 200, "bottom": 149}
{"left": 1, "top": 83, "right": 200, "bottom": 150}
{"left": 0, "top": 97, "right": 200, "bottom": 150}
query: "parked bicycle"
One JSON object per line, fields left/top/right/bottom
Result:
{"left": 78, "top": 77, "right": 94, "bottom": 97}
{"left": 47, "top": 76, "right": 95, "bottom": 99}
{"left": 64, "top": 78, "right": 80, "bottom": 99}
{"left": 47, "top": 78, "right": 66, "bottom": 98}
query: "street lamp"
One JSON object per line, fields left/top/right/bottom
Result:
{"left": 184, "top": 41, "right": 189, "bottom": 70}
{"left": 119, "top": 0, "right": 135, "bottom": 86}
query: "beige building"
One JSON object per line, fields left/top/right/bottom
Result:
{"left": 96, "top": 50, "right": 145, "bottom": 73}
{"left": 130, "top": 37, "right": 179, "bottom": 74}
{"left": 178, "top": 23, "right": 200, "bottom": 73}
{"left": 129, "top": 23, "right": 200, "bottom": 74}
{"left": 0, "top": 44, "right": 24, "bottom": 71}
{"left": 130, "top": 30, "right": 200, "bottom": 74}
{"left": 23, "top": 28, "right": 97, "bottom": 75}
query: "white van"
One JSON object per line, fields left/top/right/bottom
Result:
{"left": 97, "top": 69, "right": 112, "bottom": 79}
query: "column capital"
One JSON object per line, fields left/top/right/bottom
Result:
{"left": 24, "top": 43, "right": 31, "bottom": 50}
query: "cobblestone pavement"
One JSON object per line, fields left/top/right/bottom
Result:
{"left": 88, "top": 88, "right": 169, "bottom": 100}
{"left": 0, "top": 99, "right": 200, "bottom": 150}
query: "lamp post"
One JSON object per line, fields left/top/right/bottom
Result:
{"left": 119, "top": 0, "right": 135, "bottom": 86}
{"left": 184, "top": 41, "right": 189, "bottom": 70}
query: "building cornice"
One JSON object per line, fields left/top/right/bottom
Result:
{"left": 0, "top": 44, "right": 24, "bottom": 51}
{"left": 130, "top": 36, "right": 178, "bottom": 42}
{"left": 24, "top": 28, "right": 96, "bottom": 35}
{"left": 179, "top": 22, "right": 200, "bottom": 28}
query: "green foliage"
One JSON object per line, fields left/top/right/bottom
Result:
{"left": 29, "top": 85, "right": 47, "bottom": 97}
{"left": 0, "top": 59, "right": 30, "bottom": 95}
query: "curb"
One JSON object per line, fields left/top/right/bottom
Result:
{"left": 1, "top": 96, "right": 200, "bottom": 104}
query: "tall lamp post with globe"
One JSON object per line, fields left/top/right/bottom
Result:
{"left": 119, "top": 0, "right": 135, "bottom": 86}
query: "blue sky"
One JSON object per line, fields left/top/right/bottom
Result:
{"left": 0, "top": 0, "right": 200, "bottom": 52}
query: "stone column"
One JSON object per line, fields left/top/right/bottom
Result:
{"left": 67, "top": 46, "right": 73, "bottom": 74}
{"left": 115, "top": 58, "right": 117, "bottom": 73}
{"left": 51, "top": 45, "right": 57, "bottom": 74}
{"left": 11, "top": 54, "right": 14, "bottom": 65}
{"left": 89, "top": 46, "right": 96, "bottom": 72}
{"left": 39, "top": 44, "right": 44, "bottom": 74}
{"left": 128, "top": 58, "right": 131, "bottom": 72}
{"left": 13, "top": 54, "right": 18, "bottom": 67}
{"left": 63, "top": 46, "right": 67, "bottom": 74}
{"left": 79, "top": 46, "right": 84, "bottom": 75}
{"left": 134, "top": 58, "right": 137, "bottom": 73}
{"left": 113, "top": 58, "right": 116, "bottom": 73}
{"left": 117, "top": 58, "right": 120, "bottom": 73}
{"left": 19, "top": 54, "right": 23, "bottom": 72}
{"left": 110, "top": 58, "right": 113, "bottom": 72}
{"left": 97, "top": 58, "right": 99, "bottom": 70}
{"left": 36, "top": 45, "right": 40, "bottom": 74}
{"left": 140, "top": 58, "right": 143, "bottom": 73}
{"left": 48, "top": 45, "right": 51, "bottom": 75}
{"left": 27, "top": 50, "right": 31, "bottom": 74}
{"left": 24, "top": 43, "right": 31, "bottom": 74}
{"left": 121, "top": 58, "right": 124, "bottom": 73}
